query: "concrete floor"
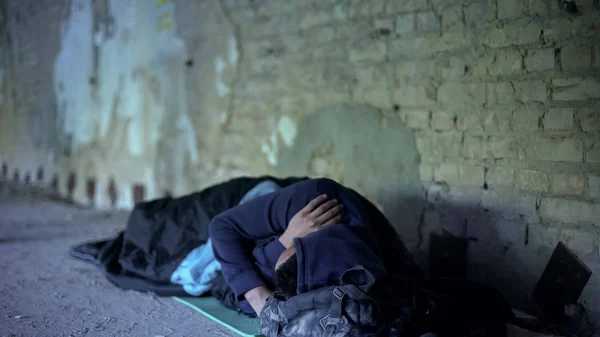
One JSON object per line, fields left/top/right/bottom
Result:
{"left": 0, "top": 182, "right": 234, "bottom": 337}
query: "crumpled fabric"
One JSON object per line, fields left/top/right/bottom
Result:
{"left": 171, "top": 180, "right": 282, "bottom": 296}
{"left": 170, "top": 240, "right": 222, "bottom": 296}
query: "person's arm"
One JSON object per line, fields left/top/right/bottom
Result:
{"left": 209, "top": 180, "right": 344, "bottom": 312}
{"left": 209, "top": 193, "right": 287, "bottom": 301}
{"left": 244, "top": 286, "right": 274, "bottom": 315}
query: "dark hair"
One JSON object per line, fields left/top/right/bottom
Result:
{"left": 273, "top": 253, "right": 298, "bottom": 299}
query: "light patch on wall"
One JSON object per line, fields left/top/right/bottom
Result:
{"left": 277, "top": 116, "right": 297, "bottom": 147}
{"left": 127, "top": 115, "right": 144, "bottom": 156}
{"left": 261, "top": 129, "right": 279, "bottom": 166}
{"left": 94, "top": 30, "right": 104, "bottom": 46}
{"left": 220, "top": 111, "right": 228, "bottom": 125}
{"left": 334, "top": 4, "right": 346, "bottom": 20}
{"left": 94, "top": 176, "right": 109, "bottom": 209}
{"left": 143, "top": 166, "right": 156, "bottom": 200}
{"left": 177, "top": 112, "right": 199, "bottom": 164}
{"left": 215, "top": 38, "right": 238, "bottom": 97}
{"left": 216, "top": 80, "right": 231, "bottom": 97}
{"left": 215, "top": 55, "right": 231, "bottom": 96}
{"left": 55, "top": 0, "right": 179, "bottom": 156}
{"left": 216, "top": 56, "right": 226, "bottom": 74}
{"left": 228, "top": 37, "right": 238, "bottom": 65}
{"left": 117, "top": 181, "right": 133, "bottom": 209}
{"left": 51, "top": 0, "right": 199, "bottom": 205}
{"left": 53, "top": 0, "right": 95, "bottom": 148}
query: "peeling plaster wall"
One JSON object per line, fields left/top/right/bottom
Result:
{"left": 0, "top": 0, "right": 263, "bottom": 208}
{"left": 50, "top": 0, "right": 201, "bottom": 208}
{"left": 171, "top": 0, "right": 249, "bottom": 188}
{"left": 0, "top": 0, "right": 203, "bottom": 209}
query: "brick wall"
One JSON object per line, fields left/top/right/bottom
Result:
{"left": 221, "top": 0, "right": 600, "bottom": 316}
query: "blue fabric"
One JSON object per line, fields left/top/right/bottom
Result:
{"left": 171, "top": 180, "right": 282, "bottom": 296}
{"left": 170, "top": 240, "right": 221, "bottom": 296}
{"left": 239, "top": 180, "right": 281, "bottom": 204}
{"left": 209, "top": 178, "right": 384, "bottom": 303}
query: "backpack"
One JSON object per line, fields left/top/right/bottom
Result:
{"left": 259, "top": 266, "right": 401, "bottom": 337}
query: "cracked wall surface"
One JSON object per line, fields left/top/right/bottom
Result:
{"left": 0, "top": 0, "right": 599, "bottom": 321}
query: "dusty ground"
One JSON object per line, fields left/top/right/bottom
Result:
{"left": 0, "top": 182, "right": 235, "bottom": 337}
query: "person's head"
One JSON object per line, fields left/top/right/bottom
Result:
{"left": 273, "top": 246, "right": 298, "bottom": 299}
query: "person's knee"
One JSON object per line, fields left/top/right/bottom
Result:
{"left": 208, "top": 213, "right": 226, "bottom": 240}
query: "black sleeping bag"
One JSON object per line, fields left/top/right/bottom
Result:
{"left": 69, "top": 176, "right": 307, "bottom": 297}
{"left": 70, "top": 175, "right": 517, "bottom": 332}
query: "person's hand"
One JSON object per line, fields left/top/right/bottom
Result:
{"left": 279, "top": 194, "right": 344, "bottom": 248}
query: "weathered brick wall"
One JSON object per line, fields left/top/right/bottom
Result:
{"left": 219, "top": 0, "right": 600, "bottom": 316}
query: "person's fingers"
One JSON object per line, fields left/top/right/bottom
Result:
{"left": 300, "top": 194, "right": 329, "bottom": 214}
{"left": 311, "top": 199, "right": 338, "bottom": 218}
{"left": 321, "top": 213, "right": 343, "bottom": 226}
{"left": 315, "top": 204, "right": 343, "bottom": 224}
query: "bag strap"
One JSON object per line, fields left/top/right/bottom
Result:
{"left": 324, "top": 267, "right": 378, "bottom": 333}
{"left": 339, "top": 266, "right": 376, "bottom": 293}
{"left": 277, "top": 288, "right": 333, "bottom": 318}
{"left": 321, "top": 283, "right": 379, "bottom": 335}
{"left": 330, "top": 283, "right": 374, "bottom": 317}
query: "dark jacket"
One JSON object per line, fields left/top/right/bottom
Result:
{"left": 209, "top": 178, "right": 420, "bottom": 310}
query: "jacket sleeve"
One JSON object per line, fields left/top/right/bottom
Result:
{"left": 209, "top": 188, "right": 292, "bottom": 299}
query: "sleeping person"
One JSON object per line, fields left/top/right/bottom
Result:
{"left": 208, "top": 178, "right": 422, "bottom": 317}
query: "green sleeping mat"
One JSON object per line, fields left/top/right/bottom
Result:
{"left": 173, "top": 297, "right": 263, "bottom": 337}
